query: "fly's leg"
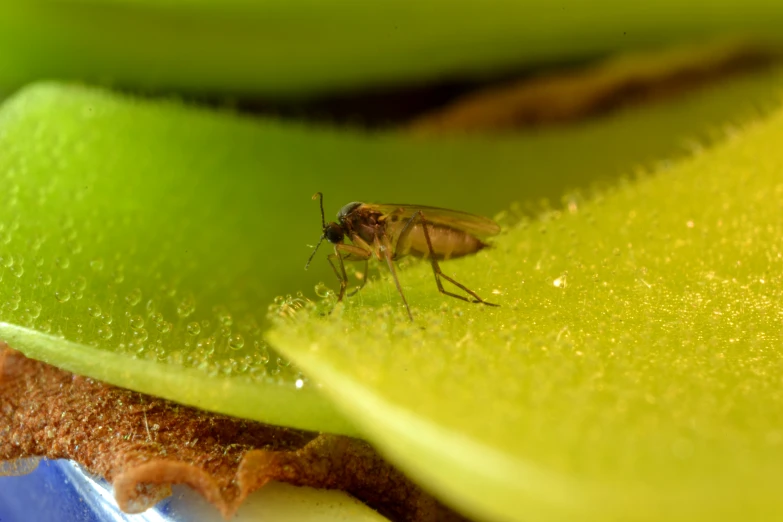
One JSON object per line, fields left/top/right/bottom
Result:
{"left": 347, "top": 259, "right": 369, "bottom": 297}
{"left": 326, "top": 254, "right": 349, "bottom": 302}
{"left": 380, "top": 237, "right": 413, "bottom": 321}
{"left": 400, "top": 211, "right": 499, "bottom": 307}
{"left": 327, "top": 243, "right": 372, "bottom": 303}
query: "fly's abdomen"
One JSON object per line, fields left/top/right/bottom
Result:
{"left": 395, "top": 224, "right": 486, "bottom": 260}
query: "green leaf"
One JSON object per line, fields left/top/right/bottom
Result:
{"left": 2, "top": 1, "right": 783, "bottom": 95}
{"left": 0, "top": 83, "right": 357, "bottom": 434}
{"left": 267, "top": 99, "right": 783, "bottom": 519}
{"left": 0, "top": 67, "right": 781, "bottom": 437}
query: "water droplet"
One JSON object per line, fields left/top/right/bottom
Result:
{"left": 55, "top": 257, "right": 70, "bottom": 269}
{"left": 156, "top": 321, "right": 172, "bottom": 334}
{"left": 71, "top": 276, "right": 87, "bottom": 291}
{"left": 257, "top": 346, "right": 270, "bottom": 365}
{"left": 87, "top": 304, "right": 101, "bottom": 317}
{"left": 177, "top": 296, "right": 195, "bottom": 318}
{"left": 125, "top": 288, "right": 142, "bottom": 306}
{"left": 55, "top": 290, "right": 71, "bottom": 303}
{"left": 10, "top": 264, "right": 23, "bottom": 278}
{"left": 0, "top": 255, "right": 13, "bottom": 268}
{"left": 29, "top": 301, "right": 42, "bottom": 319}
{"left": 129, "top": 315, "right": 144, "bottom": 329}
{"left": 229, "top": 334, "right": 245, "bottom": 351}
{"left": 97, "top": 326, "right": 113, "bottom": 340}
{"left": 314, "top": 282, "right": 333, "bottom": 299}
{"left": 40, "top": 319, "right": 52, "bottom": 333}
{"left": 220, "top": 326, "right": 231, "bottom": 338}
{"left": 39, "top": 273, "right": 52, "bottom": 286}
{"left": 219, "top": 312, "right": 233, "bottom": 327}
{"left": 132, "top": 328, "right": 148, "bottom": 343}
{"left": 186, "top": 322, "right": 201, "bottom": 336}
{"left": 197, "top": 336, "right": 215, "bottom": 355}
{"left": 90, "top": 258, "right": 104, "bottom": 271}
{"left": 101, "top": 314, "right": 113, "bottom": 325}
{"left": 112, "top": 270, "right": 124, "bottom": 284}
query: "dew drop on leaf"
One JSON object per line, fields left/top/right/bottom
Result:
{"left": 132, "top": 328, "right": 148, "bottom": 343}
{"left": 71, "top": 275, "right": 87, "bottom": 291}
{"left": 125, "top": 288, "right": 142, "bottom": 306}
{"left": 29, "top": 301, "right": 42, "bottom": 319}
{"left": 129, "top": 315, "right": 144, "bottom": 329}
{"left": 229, "top": 333, "right": 245, "bottom": 351}
{"left": 186, "top": 322, "right": 201, "bottom": 336}
{"left": 177, "top": 295, "right": 195, "bottom": 318}
{"left": 156, "top": 321, "right": 172, "bottom": 334}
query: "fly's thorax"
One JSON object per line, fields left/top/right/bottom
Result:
{"left": 348, "top": 222, "right": 377, "bottom": 246}
{"left": 337, "top": 202, "right": 363, "bottom": 220}
{"left": 339, "top": 204, "right": 385, "bottom": 246}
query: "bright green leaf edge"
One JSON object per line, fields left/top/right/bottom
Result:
{"left": 2, "top": 1, "right": 783, "bottom": 96}
{"left": 0, "top": 323, "right": 355, "bottom": 435}
{"left": 268, "top": 100, "right": 783, "bottom": 520}
{"left": 0, "top": 67, "right": 782, "bottom": 438}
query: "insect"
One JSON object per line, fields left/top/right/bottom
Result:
{"left": 305, "top": 192, "right": 500, "bottom": 320}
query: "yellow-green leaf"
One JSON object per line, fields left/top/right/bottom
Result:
{"left": 268, "top": 98, "right": 783, "bottom": 521}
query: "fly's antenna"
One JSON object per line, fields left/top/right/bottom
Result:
{"left": 305, "top": 235, "right": 325, "bottom": 270}
{"left": 305, "top": 192, "right": 327, "bottom": 270}
{"left": 312, "top": 192, "right": 326, "bottom": 229}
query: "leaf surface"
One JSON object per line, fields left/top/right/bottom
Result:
{"left": 269, "top": 97, "right": 783, "bottom": 521}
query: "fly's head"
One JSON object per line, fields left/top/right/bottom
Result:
{"left": 305, "top": 192, "right": 344, "bottom": 270}
{"left": 323, "top": 222, "right": 344, "bottom": 244}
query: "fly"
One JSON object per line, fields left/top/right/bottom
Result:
{"left": 305, "top": 192, "right": 500, "bottom": 321}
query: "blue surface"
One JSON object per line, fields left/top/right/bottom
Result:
{"left": 0, "top": 459, "right": 182, "bottom": 522}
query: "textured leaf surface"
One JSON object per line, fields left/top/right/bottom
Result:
{"left": 268, "top": 102, "right": 783, "bottom": 521}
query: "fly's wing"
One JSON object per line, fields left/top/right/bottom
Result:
{"left": 371, "top": 204, "right": 501, "bottom": 238}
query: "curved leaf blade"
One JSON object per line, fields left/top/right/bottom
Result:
{"left": 268, "top": 101, "right": 783, "bottom": 521}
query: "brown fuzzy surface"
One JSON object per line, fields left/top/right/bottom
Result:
{"left": 0, "top": 345, "right": 465, "bottom": 521}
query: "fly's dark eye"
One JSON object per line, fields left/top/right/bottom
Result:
{"left": 324, "top": 223, "right": 344, "bottom": 243}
